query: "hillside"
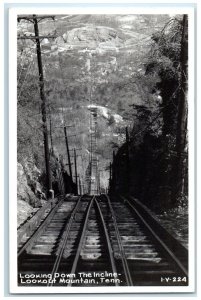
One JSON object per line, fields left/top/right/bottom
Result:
{"left": 17, "top": 14, "right": 176, "bottom": 224}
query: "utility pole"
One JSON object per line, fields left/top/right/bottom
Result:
{"left": 112, "top": 150, "right": 116, "bottom": 190}
{"left": 97, "top": 171, "right": 100, "bottom": 194}
{"left": 18, "top": 15, "right": 56, "bottom": 197}
{"left": 64, "top": 126, "right": 73, "bottom": 182}
{"left": 49, "top": 116, "right": 54, "bottom": 156}
{"left": 74, "top": 148, "right": 78, "bottom": 195}
{"left": 34, "top": 16, "right": 52, "bottom": 193}
{"left": 109, "top": 162, "right": 112, "bottom": 194}
{"left": 78, "top": 176, "right": 82, "bottom": 196}
{"left": 125, "top": 127, "right": 130, "bottom": 194}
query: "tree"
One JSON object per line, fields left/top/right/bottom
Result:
{"left": 172, "top": 15, "right": 188, "bottom": 202}
{"left": 110, "top": 15, "right": 188, "bottom": 210}
{"left": 145, "top": 15, "right": 188, "bottom": 206}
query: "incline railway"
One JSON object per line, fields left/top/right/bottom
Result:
{"left": 18, "top": 194, "right": 188, "bottom": 287}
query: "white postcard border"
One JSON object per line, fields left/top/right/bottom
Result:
{"left": 9, "top": 4, "right": 196, "bottom": 294}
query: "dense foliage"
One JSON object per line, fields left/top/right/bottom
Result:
{"left": 111, "top": 16, "right": 188, "bottom": 211}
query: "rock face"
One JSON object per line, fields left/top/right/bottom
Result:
{"left": 17, "top": 162, "right": 42, "bottom": 207}
{"left": 17, "top": 161, "right": 47, "bottom": 227}
{"left": 17, "top": 200, "right": 34, "bottom": 228}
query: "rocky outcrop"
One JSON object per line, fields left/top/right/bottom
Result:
{"left": 17, "top": 161, "right": 47, "bottom": 227}
{"left": 17, "top": 162, "right": 44, "bottom": 207}
{"left": 22, "top": 160, "right": 46, "bottom": 200}
{"left": 17, "top": 200, "right": 34, "bottom": 228}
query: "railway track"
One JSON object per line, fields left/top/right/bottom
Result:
{"left": 18, "top": 194, "right": 188, "bottom": 287}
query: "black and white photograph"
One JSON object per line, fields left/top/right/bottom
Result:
{"left": 8, "top": 4, "right": 196, "bottom": 294}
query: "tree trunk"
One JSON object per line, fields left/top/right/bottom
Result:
{"left": 172, "top": 15, "right": 188, "bottom": 203}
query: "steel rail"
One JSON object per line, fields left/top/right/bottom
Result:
{"left": 121, "top": 196, "right": 188, "bottom": 277}
{"left": 67, "top": 196, "right": 95, "bottom": 287}
{"left": 94, "top": 198, "right": 119, "bottom": 286}
{"left": 48, "top": 195, "right": 84, "bottom": 286}
{"left": 18, "top": 197, "right": 64, "bottom": 257}
{"left": 103, "top": 194, "right": 133, "bottom": 286}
